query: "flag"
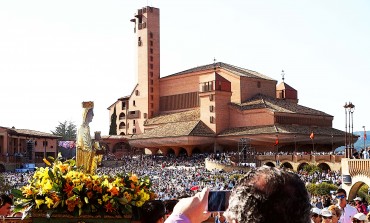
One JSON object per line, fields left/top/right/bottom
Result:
{"left": 274, "top": 138, "right": 279, "bottom": 146}
{"left": 364, "top": 131, "right": 367, "bottom": 140}
{"left": 310, "top": 132, "right": 314, "bottom": 140}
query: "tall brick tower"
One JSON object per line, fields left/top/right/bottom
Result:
{"left": 129, "top": 6, "right": 160, "bottom": 134}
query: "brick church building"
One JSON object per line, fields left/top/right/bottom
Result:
{"left": 107, "top": 6, "right": 348, "bottom": 156}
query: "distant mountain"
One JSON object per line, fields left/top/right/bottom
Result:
{"left": 335, "top": 131, "right": 369, "bottom": 152}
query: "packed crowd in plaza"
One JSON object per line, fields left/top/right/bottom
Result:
{"left": 3, "top": 151, "right": 370, "bottom": 222}
{"left": 3, "top": 152, "right": 342, "bottom": 199}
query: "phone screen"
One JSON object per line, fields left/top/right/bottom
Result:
{"left": 207, "top": 190, "right": 231, "bottom": 212}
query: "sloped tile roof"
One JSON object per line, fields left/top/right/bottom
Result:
{"left": 2, "top": 127, "right": 61, "bottom": 138}
{"left": 145, "top": 109, "right": 200, "bottom": 125}
{"left": 132, "top": 120, "right": 214, "bottom": 139}
{"left": 230, "top": 94, "right": 332, "bottom": 116}
{"left": 218, "top": 124, "right": 346, "bottom": 137}
{"left": 164, "top": 62, "right": 275, "bottom": 81}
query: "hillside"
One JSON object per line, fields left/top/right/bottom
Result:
{"left": 335, "top": 131, "right": 369, "bottom": 152}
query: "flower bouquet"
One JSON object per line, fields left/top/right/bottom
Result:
{"left": 11, "top": 154, "right": 155, "bottom": 221}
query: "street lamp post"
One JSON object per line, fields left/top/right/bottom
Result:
{"left": 344, "top": 102, "right": 355, "bottom": 158}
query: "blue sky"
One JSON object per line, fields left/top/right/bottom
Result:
{"left": 0, "top": 0, "right": 369, "bottom": 135}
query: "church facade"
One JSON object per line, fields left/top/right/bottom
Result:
{"left": 107, "top": 6, "right": 349, "bottom": 156}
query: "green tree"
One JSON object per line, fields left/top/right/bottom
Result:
{"left": 302, "top": 164, "right": 322, "bottom": 175}
{"left": 109, "top": 107, "right": 117, "bottom": 135}
{"left": 51, "top": 121, "right": 77, "bottom": 140}
{"left": 306, "top": 182, "right": 338, "bottom": 196}
{"left": 357, "top": 184, "right": 370, "bottom": 202}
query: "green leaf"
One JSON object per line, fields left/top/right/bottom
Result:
{"left": 84, "top": 196, "right": 89, "bottom": 204}
{"left": 72, "top": 188, "right": 80, "bottom": 194}
{"left": 116, "top": 197, "right": 128, "bottom": 205}
{"left": 11, "top": 189, "right": 25, "bottom": 199}
{"left": 48, "top": 169, "right": 55, "bottom": 182}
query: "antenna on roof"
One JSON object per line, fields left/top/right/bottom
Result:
{"left": 281, "top": 70, "right": 285, "bottom": 82}
{"left": 213, "top": 57, "right": 217, "bottom": 71}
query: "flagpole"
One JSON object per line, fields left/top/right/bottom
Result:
{"left": 312, "top": 138, "right": 314, "bottom": 153}
{"left": 363, "top": 126, "right": 367, "bottom": 159}
{"left": 310, "top": 131, "right": 315, "bottom": 153}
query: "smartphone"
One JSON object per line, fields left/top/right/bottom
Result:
{"left": 207, "top": 190, "right": 231, "bottom": 212}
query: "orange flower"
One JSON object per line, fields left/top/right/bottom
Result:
{"left": 50, "top": 192, "right": 60, "bottom": 203}
{"left": 22, "top": 188, "right": 33, "bottom": 198}
{"left": 58, "top": 164, "right": 69, "bottom": 173}
{"left": 105, "top": 202, "right": 115, "bottom": 212}
{"left": 87, "top": 191, "right": 93, "bottom": 199}
{"left": 108, "top": 186, "right": 119, "bottom": 197}
{"left": 66, "top": 198, "right": 79, "bottom": 212}
{"left": 85, "top": 180, "right": 93, "bottom": 190}
{"left": 63, "top": 183, "right": 74, "bottom": 194}
{"left": 129, "top": 174, "right": 138, "bottom": 183}
{"left": 124, "top": 192, "right": 132, "bottom": 202}
{"left": 93, "top": 185, "right": 102, "bottom": 194}
{"left": 135, "top": 186, "right": 141, "bottom": 193}
{"left": 150, "top": 192, "right": 157, "bottom": 200}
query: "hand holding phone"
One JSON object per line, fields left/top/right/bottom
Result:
{"left": 207, "top": 190, "right": 231, "bottom": 212}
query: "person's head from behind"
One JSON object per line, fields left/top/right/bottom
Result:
{"left": 0, "top": 194, "right": 13, "bottom": 216}
{"left": 163, "top": 199, "right": 178, "bottom": 216}
{"left": 223, "top": 166, "right": 311, "bottom": 223}
{"left": 141, "top": 200, "right": 165, "bottom": 223}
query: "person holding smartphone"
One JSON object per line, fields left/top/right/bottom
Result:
{"left": 165, "top": 166, "right": 311, "bottom": 223}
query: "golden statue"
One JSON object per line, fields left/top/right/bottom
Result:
{"left": 76, "top": 101, "right": 101, "bottom": 174}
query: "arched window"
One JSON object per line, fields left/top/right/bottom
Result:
{"left": 119, "top": 122, "right": 126, "bottom": 129}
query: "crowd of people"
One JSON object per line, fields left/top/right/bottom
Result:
{"left": 2, "top": 152, "right": 345, "bottom": 201}
{"left": 1, "top": 152, "right": 370, "bottom": 222}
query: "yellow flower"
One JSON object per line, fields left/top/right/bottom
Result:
{"left": 136, "top": 200, "right": 144, "bottom": 207}
{"left": 42, "top": 179, "right": 53, "bottom": 193}
{"left": 101, "top": 178, "right": 109, "bottom": 187}
{"left": 35, "top": 199, "right": 44, "bottom": 209}
{"left": 43, "top": 158, "right": 51, "bottom": 166}
{"left": 102, "top": 194, "right": 110, "bottom": 202}
{"left": 45, "top": 197, "right": 54, "bottom": 209}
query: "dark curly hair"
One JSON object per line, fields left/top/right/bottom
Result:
{"left": 140, "top": 200, "right": 165, "bottom": 223}
{"left": 224, "top": 166, "right": 311, "bottom": 223}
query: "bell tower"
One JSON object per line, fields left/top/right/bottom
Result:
{"left": 129, "top": 6, "right": 160, "bottom": 134}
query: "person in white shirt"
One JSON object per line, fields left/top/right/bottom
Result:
{"left": 335, "top": 188, "right": 358, "bottom": 223}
